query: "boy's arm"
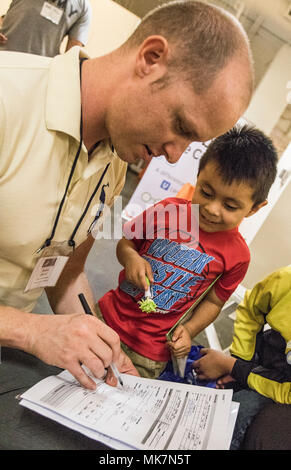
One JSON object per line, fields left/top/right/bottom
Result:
{"left": 184, "top": 287, "right": 225, "bottom": 338}
{"left": 194, "top": 349, "right": 291, "bottom": 404}
{"left": 231, "top": 358, "right": 291, "bottom": 404}
{"left": 168, "top": 287, "right": 225, "bottom": 357}
{"left": 116, "top": 237, "right": 154, "bottom": 290}
{"left": 229, "top": 287, "right": 266, "bottom": 361}
{"left": 193, "top": 349, "right": 237, "bottom": 380}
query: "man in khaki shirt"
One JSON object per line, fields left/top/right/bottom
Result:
{"left": 0, "top": 1, "right": 254, "bottom": 389}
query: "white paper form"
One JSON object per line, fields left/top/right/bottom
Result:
{"left": 20, "top": 399, "right": 134, "bottom": 450}
{"left": 21, "top": 398, "right": 239, "bottom": 451}
{"left": 20, "top": 370, "right": 233, "bottom": 450}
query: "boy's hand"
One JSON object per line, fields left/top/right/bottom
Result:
{"left": 124, "top": 254, "right": 154, "bottom": 291}
{"left": 167, "top": 324, "right": 192, "bottom": 358}
{"left": 216, "top": 374, "right": 236, "bottom": 389}
{"left": 193, "top": 348, "right": 236, "bottom": 380}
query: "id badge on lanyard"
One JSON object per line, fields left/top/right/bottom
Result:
{"left": 40, "top": 1, "right": 64, "bottom": 25}
{"left": 24, "top": 241, "right": 72, "bottom": 292}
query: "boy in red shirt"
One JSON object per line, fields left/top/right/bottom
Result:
{"left": 96, "top": 124, "right": 277, "bottom": 378}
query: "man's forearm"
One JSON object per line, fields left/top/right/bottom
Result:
{"left": 45, "top": 235, "right": 96, "bottom": 315}
{"left": 46, "top": 271, "right": 96, "bottom": 315}
{"left": 0, "top": 305, "right": 38, "bottom": 352}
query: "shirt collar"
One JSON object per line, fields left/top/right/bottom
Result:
{"left": 45, "top": 47, "right": 89, "bottom": 142}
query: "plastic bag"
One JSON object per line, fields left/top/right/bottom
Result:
{"left": 158, "top": 345, "right": 216, "bottom": 388}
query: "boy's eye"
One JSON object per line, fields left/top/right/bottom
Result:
{"left": 224, "top": 203, "right": 238, "bottom": 211}
{"left": 201, "top": 188, "right": 213, "bottom": 198}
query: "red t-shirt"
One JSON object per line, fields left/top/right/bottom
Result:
{"left": 99, "top": 198, "right": 250, "bottom": 361}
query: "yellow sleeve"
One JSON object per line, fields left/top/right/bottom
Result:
{"left": 230, "top": 285, "right": 268, "bottom": 360}
{"left": 230, "top": 267, "right": 291, "bottom": 360}
{"left": 247, "top": 373, "right": 291, "bottom": 404}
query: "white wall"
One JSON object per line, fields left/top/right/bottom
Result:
{"left": 243, "top": 175, "right": 291, "bottom": 288}
{"left": 239, "top": 142, "right": 291, "bottom": 247}
{"left": 84, "top": 0, "right": 139, "bottom": 57}
{"left": 0, "top": 0, "right": 11, "bottom": 16}
{"left": 244, "top": 44, "right": 291, "bottom": 135}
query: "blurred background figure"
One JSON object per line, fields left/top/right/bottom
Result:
{"left": 0, "top": 0, "right": 92, "bottom": 56}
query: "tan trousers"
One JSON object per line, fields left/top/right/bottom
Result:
{"left": 95, "top": 303, "right": 167, "bottom": 379}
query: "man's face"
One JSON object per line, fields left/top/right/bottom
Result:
{"left": 104, "top": 59, "right": 247, "bottom": 165}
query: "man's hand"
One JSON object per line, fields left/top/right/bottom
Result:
{"left": 193, "top": 348, "right": 236, "bottom": 380}
{"left": 167, "top": 324, "right": 192, "bottom": 358}
{"left": 105, "top": 350, "right": 140, "bottom": 387}
{"left": 26, "top": 313, "right": 121, "bottom": 390}
{"left": 0, "top": 33, "right": 7, "bottom": 44}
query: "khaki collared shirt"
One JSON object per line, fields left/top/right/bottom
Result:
{"left": 0, "top": 48, "right": 127, "bottom": 311}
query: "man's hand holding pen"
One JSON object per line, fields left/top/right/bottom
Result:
{"left": 78, "top": 293, "right": 140, "bottom": 388}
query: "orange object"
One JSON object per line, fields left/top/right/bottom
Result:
{"left": 176, "top": 183, "right": 195, "bottom": 201}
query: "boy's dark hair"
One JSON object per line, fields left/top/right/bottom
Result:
{"left": 198, "top": 123, "right": 278, "bottom": 206}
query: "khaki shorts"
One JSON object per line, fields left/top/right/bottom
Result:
{"left": 95, "top": 303, "right": 167, "bottom": 379}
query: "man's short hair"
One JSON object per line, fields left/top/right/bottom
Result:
{"left": 198, "top": 123, "right": 278, "bottom": 206}
{"left": 125, "top": 0, "right": 254, "bottom": 96}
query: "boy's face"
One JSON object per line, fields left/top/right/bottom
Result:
{"left": 192, "top": 161, "right": 267, "bottom": 233}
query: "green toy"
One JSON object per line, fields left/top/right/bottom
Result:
{"left": 138, "top": 276, "right": 157, "bottom": 313}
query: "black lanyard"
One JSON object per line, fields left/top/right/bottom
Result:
{"left": 37, "top": 58, "right": 110, "bottom": 253}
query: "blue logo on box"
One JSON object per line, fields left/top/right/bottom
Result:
{"left": 160, "top": 180, "right": 171, "bottom": 190}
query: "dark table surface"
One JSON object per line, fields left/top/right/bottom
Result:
{"left": 0, "top": 347, "right": 110, "bottom": 450}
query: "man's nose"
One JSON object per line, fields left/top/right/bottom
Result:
{"left": 162, "top": 139, "right": 192, "bottom": 164}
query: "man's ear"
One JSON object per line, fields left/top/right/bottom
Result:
{"left": 245, "top": 199, "right": 268, "bottom": 217}
{"left": 135, "top": 35, "right": 169, "bottom": 78}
